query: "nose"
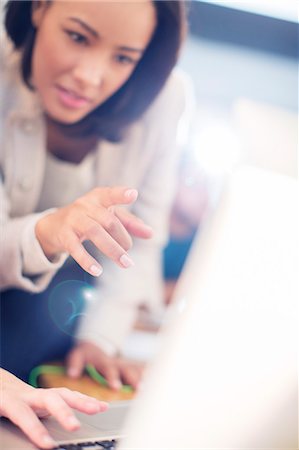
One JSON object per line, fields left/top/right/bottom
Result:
{"left": 72, "top": 55, "right": 105, "bottom": 87}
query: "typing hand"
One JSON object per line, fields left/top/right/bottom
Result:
{"left": 0, "top": 368, "right": 108, "bottom": 449}
{"left": 66, "top": 341, "right": 144, "bottom": 391}
{"left": 35, "top": 186, "right": 153, "bottom": 276}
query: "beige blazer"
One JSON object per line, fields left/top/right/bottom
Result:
{"left": 0, "top": 40, "right": 188, "bottom": 353}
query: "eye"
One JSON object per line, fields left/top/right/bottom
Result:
{"left": 115, "top": 54, "right": 137, "bottom": 66}
{"left": 65, "top": 30, "right": 88, "bottom": 45}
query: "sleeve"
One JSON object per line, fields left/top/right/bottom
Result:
{"left": 0, "top": 37, "right": 68, "bottom": 292}
{"left": 76, "top": 72, "right": 193, "bottom": 355}
{"left": 0, "top": 181, "right": 67, "bottom": 292}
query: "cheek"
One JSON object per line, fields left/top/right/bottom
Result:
{"left": 32, "top": 32, "right": 72, "bottom": 87}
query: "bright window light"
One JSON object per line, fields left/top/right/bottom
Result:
{"left": 191, "top": 122, "right": 240, "bottom": 176}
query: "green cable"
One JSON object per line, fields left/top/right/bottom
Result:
{"left": 28, "top": 365, "right": 65, "bottom": 388}
{"left": 28, "top": 364, "right": 133, "bottom": 393}
{"left": 86, "top": 364, "right": 133, "bottom": 393}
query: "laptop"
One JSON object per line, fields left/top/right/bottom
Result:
{"left": 1, "top": 165, "right": 297, "bottom": 450}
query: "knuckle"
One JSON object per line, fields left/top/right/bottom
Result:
{"left": 85, "top": 224, "right": 100, "bottom": 242}
{"left": 91, "top": 187, "right": 105, "bottom": 202}
{"left": 92, "top": 187, "right": 102, "bottom": 196}
{"left": 107, "top": 186, "right": 114, "bottom": 198}
{"left": 72, "top": 390, "right": 83, "bottom": 396}
{"left": 72, "top": 197, "right": 89, "bottom": 214}
{"left": 35, "top": 388, "right": 47, "bottom": 398}
{"left": 43, "top": 390, "right": 57, "bottom": 401}
{"left": 29, "top": 421, "right": 45, "bottom": 435}
{"left": 104, "top": 215, "right": 118, "bottom": 234}
{"left": 60, "top": 405, "right": 72, "bottom": 416}
{"left": 56, "top": 387, "right": 70, "bottom": 396}
{"left": 123, "top": 236, "right": 133, "bottom": 252}
{"left": 73, "top": 194, "right": 86, "bottom": 205}
{"left": 63, "top": 235, "right": 78, "bottom": 254}
{"left": 63, "top": 203, "right": 78, "bottom": 220}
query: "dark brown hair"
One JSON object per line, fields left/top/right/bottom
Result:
{"left": 4, "top": 0, "right": 187, "bottom": 141}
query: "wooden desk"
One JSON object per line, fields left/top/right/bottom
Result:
{"left": 39, "top": 326, "right": 158, "bottom": 402}
{"left": 40, "top": 368, "right": 135, "bottom": 402}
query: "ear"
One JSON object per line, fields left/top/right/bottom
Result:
{"left": 31, "top": 1, "right": 49, "bottom": 28}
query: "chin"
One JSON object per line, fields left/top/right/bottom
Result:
{"left": 47, "top": 110, "right": 89, "bottom": 126}
{"left": 58, "top": 116, "right": 85, "bottom": 125}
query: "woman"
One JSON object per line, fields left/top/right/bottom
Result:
{"left": 0, "top": 0, "right": 187, "bottom": 446}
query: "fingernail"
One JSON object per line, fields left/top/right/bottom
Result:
{"left": 42, "top": 435, "right": 56, "bottom": 447}
{"left": 68, "top": 367, "right": 80, "bottom": 378}
{"left": 119, "top": 254, "right": 134, "bottom": 268}
{"left": 100, "top": 401, "right": 109, "bottom": 411}
{"left": 90, "top": 265, "right": 103, "bottom": 276}
{"left": 111, "top": 380, "right": 122, "bottom": 391}
{"left": 85, "top": 400, "right": 106, "bottom": 412}
{"left": 67, "top": 416, "right": 80, "bottom": 428}
{"left": 125, "top": 189, "right": 138, "bottom": 200}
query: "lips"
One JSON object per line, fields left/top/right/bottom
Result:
{"left": 55, "top": 85, "right": 91, "bottom": 109}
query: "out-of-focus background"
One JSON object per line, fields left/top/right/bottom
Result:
{"left": 126, "top": 0, "right": 298, "bottom": 359}
{"left": 183, "top": 0, "right": 297, "bottom": 111}
{"left": 164, "top": 0, "right": 298, "bottom": 290}
{"left": 178, "top": 0, "right": 297, "bottom": 176}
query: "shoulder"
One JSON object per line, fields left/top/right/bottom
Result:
{"left": 0, "top": 34, "right": 40, "bottom": 119}
{"left": 0, "top": 33, "right": 21, "bottom": 102}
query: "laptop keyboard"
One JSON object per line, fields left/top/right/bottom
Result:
{"left": 53, "top": 439, "right": 117, "bottom": 450}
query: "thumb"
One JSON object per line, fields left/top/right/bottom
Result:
{"left": 66, "top": 347, "right": 86, "bottom": 379}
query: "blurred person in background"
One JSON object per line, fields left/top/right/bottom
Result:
{"left": 163, "top": 156, "right": 210, "bottom": 305}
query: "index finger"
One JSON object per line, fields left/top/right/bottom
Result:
{"left": 92, "top": 187, "right": 138, "bottom": 208}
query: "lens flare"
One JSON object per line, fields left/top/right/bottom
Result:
{"left": 48, "top": 280, "right": 98, "bottom": 336}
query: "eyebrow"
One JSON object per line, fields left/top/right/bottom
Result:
{"left": 68, "top": 17, "right": 145, "bottom": 54}
{"left": 118, "top": 46, "right": 144, "bottom": 55}
{"left": 69, "top": 17, "right": 99, "bottom": 37}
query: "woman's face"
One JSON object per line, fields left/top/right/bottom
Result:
{"left": 31, "top": 1, "right": 156, "bottom": 124}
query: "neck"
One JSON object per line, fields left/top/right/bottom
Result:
{"left": 45, "top": 116, "right": 98, "bottom": 164}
